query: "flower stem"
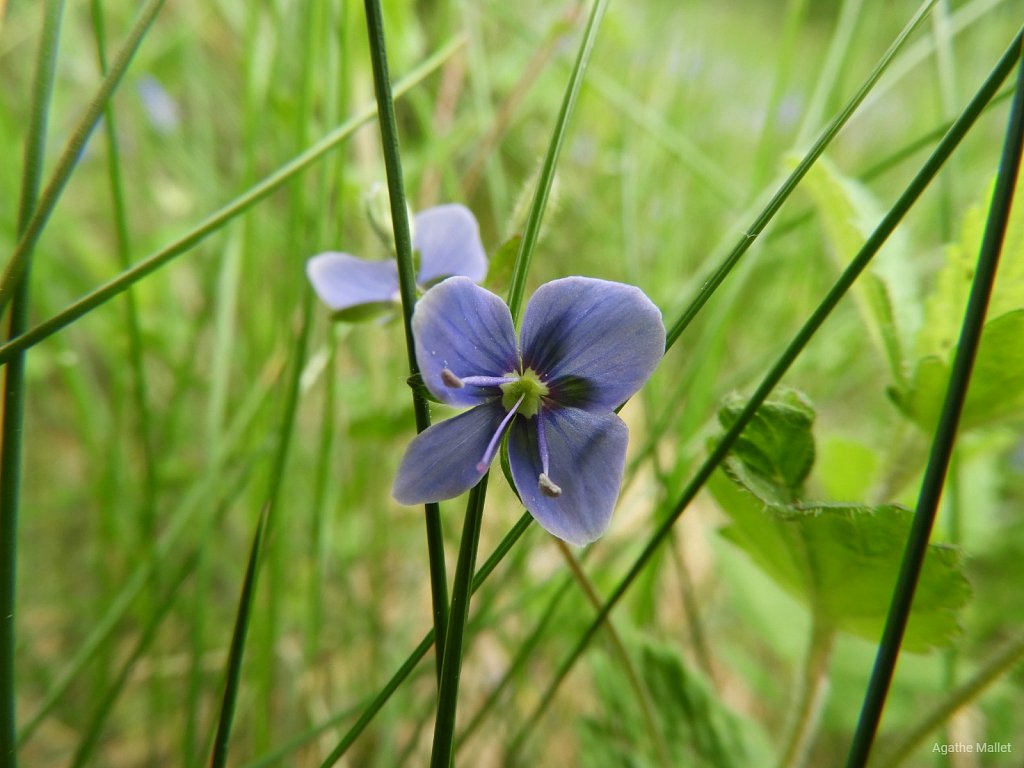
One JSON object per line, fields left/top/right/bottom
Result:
{"left": 1, "top": 3, "right": 64, "bottom": 764}
{"left": 362, "top": 0, "right": 449, "bottom": 681}
{"left": 775, "top": 620, "right": 835, "bottom": 768}
{"left": 556, "top": 541, "right": 673, "bottom": 768}
{"left": 845, "top": 32, "right": 1024, "bottom": 768}
{"left": 430, "top": 476, "right": 489, "bottom": 768}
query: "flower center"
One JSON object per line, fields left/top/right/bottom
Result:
{"left": 499, "top": 368, "right": 548, "bottom": 418}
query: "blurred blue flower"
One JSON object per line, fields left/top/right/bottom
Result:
{"left": 393, "top": 276, "right": 665, "bottom": 546}
{"left": 306, "top": 204, "right": 487, "bottom": 320}
{"left": 137, "top": 75, "right": 181, "bottom": 133}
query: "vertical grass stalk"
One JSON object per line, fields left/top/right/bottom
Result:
{"left": 210, "top": 504, "right": 271, "bottom": 768}
{"left": 844, "top": 35, "right": 1024, "bottom": 768}
{"left": 363, "top": 0, "right": 450, "bottom": 679}
{"left": 0, "top": 3, "right": 65, "bottom": 765}
{"left": 430, "top": 477, "right": 488, "bottom": 768}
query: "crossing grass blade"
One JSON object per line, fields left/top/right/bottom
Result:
{"left": 844, "top": 34, "right": 1024, "bottom": 768}
{"left": 1, "top": 2, "right": 65, "bottom": 763}
{"left": 209, "top": 502, "right": 271, "bottom": 768}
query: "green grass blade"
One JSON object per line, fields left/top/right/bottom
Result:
{"left": 0, "top": 0, "right": 166, "bottom": 315}
{"left": 508, "top": 29, "right": 1023, "bottom": 752}
{"left": 1, "top": 2, "right": 64, "bottom": 764}
{"left": 873, "top": 634, "right": 1024, "bottom": 767}
{"left": 844, "top": 35, "right": 1024, "bottom": 768}
{"left": 0, "top": 36, "right": 464, "bottom": 368}
{"left": 363, "top": 0, "right": 449, "bottom": 681}
{"left": 505, "top": 0, "right": 609, "bottom": 324}
{"left": 430, "top": 477, "right": 488, "bottom": 767}
{"left": 209, "top": 503, "right": 271, "bottom": 768}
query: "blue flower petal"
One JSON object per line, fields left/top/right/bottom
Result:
{"left": 414, "top": 204, "right": 488, "bottom": 287}
{"left": 413, "top": 277, "right": 519, "bottom": 406}
{"left": 392, "top": 401, "right": 505, "bottom": 504}
{"left": 508, "top": 407, "right": 629, "bottom": 546}
{"left": 519, "top": 277, "right": 665, "bottom": 411}
{"left": 306, "top": 252, "right": 399, "bottom": 315}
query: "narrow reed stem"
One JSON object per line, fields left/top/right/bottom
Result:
{"left": 1, "top": 3, "right": 65, "bottom": 765}
{"left": 430, "top": 477, "right": 488, "bottom": 767}
{"left": 362, "top": 0, "right": 449, "bottom": 680}
{"left": 844, "top": 33, "right": 1024, "bottom": 768}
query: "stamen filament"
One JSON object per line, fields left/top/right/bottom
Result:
{"left": 536, "top": 414, "right": 562, "bottom": 497}
{"left": 460, "top": 374, "right": 514, "bottom": 388}
{"left": 476, "top": 394, "right": 524, "bottom": 473}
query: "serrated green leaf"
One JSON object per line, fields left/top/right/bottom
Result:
{"left": 712, "top": 391, "right": 970, "bottom": 651}
{"left": 918, "top": 176, "right": 1024, "bottom": 359}
{"left": 796, "top": 156, "right": 919, "bottom": 374}
{"left": 893, "top": 309, "right": 1024, "bottom": 433}
{"left": 717, "top": 390, "right": 815, "bottom": 504}
{"left": 711, "top": 475, "right": 970, "bottom": 652}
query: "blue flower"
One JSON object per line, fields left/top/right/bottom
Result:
{"left": 392, "top": 276, "right": 665, "bottom": 546}
{"left": 306, "top": 204, "right": 487, "bottom": 320}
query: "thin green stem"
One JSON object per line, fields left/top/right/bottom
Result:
{"left": 1, "top": 3, "right": 64, "bottom": 765}
{"left": 509, "top": 30, "right": 1022, "bottom": 751}
{"left": 871, "top": 635, "right": 1024, "bottom": 767}
{"left": 506, "top": 0, "right": 609, "bottom": 324}
{"left": 430, "top": 477, "right": 488, "bottom": 768}
{"left": 210, "top": 503, "right": 270, "bottom": 768}
{"left": 0, "top": 0, "right": 166, "bottom": 316}
{"left": 845, "top": 33, "right": 1024, "bottom": 768}
{"left": 775, "top": 621, "right": 836, "bottom": 768}
{"left": 556, "top": 541, "right": 673, "bottom": 768}
{"left": 363, "top": 0, "right": 449, "bottom": 681}
{"left": 0, "top": 36, "right": 464, "bottom": 368}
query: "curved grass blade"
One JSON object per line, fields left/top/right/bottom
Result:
{"left": 0, "top": 0, "right": 166, "bottom": 315}
{"left": 0, "top": 36, "right": 464, "bottom": 368}
{"left": 362, "top": 0, "right": 449, "bottom": 682}
{"left": 505, "top": 0, "right": 610, "bottom": 324}
{"left": 1, "top": 2, "right": 64, "bottom": 763}
{"left": 507, "top": 28, "right": 1024, "bottom": 753}
{"left": 209, "top": 502, "right": 270, "bottom": 768}
{"left": 844, "top": 35, "right": 1024, "bottom": 768}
